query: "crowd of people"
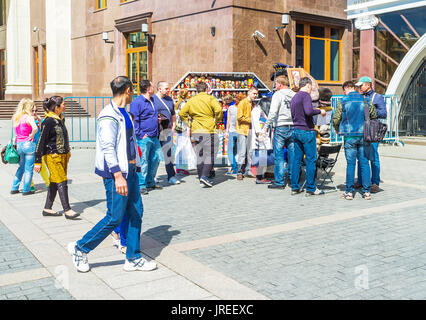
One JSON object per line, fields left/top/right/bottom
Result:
{"left": 4, "top": 73, "right": 387, "bottom": 273}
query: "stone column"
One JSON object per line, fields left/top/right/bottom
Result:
{"left": 5, "top": 0, "right": 32, "bottom": 99}
{"left": 355, "top": 15, "right": 379, "bottom": 82}
{"left": 44, "top": 0, "right": 73, "bottom": 95}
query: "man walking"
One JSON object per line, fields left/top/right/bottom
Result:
{"left": 179, "top": 81, "right": 223, "bottom": 187}
{"left": 152, "top": 81, "right": 181, "bottom": 186}
{"left": 332, "top": 80, "right": 378, "bottom": 200}
{"left": 130, "top": 80, "right": 162, "bottom": 195}
{"left": 67, "top": 76, "right": 157, "bottom": 272}
{"left": 290, "top": 77, "right": 326, "bottom": 196}
{"left": 236, "top": 87, "right": 258, "bottom": 180}
{"left": 355, "top": 76, "right": 387, "bottom": 193}
{"left": 264, "top": 75, "right": 296, "bottom": 189}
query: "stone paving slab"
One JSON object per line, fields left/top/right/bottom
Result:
{"left": 0, "top": 140, "right": 425, "bottom": 300}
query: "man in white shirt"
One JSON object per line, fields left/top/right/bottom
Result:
{"left": 264, "top": 76, "right": 296, "bottom": 190}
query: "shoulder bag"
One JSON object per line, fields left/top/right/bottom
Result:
{"left": 363, "top": 97, "right": 387, "bottom": 143}
{"left": 2, "top": 121, "right": 20, "bottom": 164}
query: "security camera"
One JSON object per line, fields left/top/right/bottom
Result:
{"left": 33, "top": 26, "right": 38, "bottom": 32}
{"left": 252, "top": 30, "right": 265, "bottom": 39}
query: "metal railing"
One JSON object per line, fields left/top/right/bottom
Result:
{"left": 64, "top": 96, "right": 112, "bottom": 142}
{"left": 330, "top": 94, "right": 404, "bottom": 146}
{"left": 65, "top": 94, "right": 403, "bottom": 146}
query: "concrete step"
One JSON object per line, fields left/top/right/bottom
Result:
{"left": 0, "top": 100, "right": 89, "bottom": 119}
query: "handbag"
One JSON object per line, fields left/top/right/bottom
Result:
{"left": 2, "top": 121, "right": 20, "bottom": 164}
{"left": 363, "top": 97, "right": 387, "bottom": 143}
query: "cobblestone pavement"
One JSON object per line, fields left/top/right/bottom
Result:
{"left": 0, "top": 133, "right": 425, "bottom": 299}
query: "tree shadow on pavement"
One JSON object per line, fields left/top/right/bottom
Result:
{"left": 142, "top": 225, "right": 181, "bottom": 259}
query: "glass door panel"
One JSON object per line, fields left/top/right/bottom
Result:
{"left": 128, "top": 52, "right": 138, "bottom": 94}
{"left": 139, "top": 51, "right": 148, "bottom": 81}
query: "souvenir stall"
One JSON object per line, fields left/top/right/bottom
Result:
{"left": 171, "top": 72, "right": 272, "bottom": 164}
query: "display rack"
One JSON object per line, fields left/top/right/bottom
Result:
{"left": 171, "top": 72, "right": 272, "bottom": 102}
{"left": 171, "top": 72, "right": 272, "bottom": 164}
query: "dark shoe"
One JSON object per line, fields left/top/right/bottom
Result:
{"left": 200, "top": 176, "right": 213, "bottom": 187}
{"left": 148, "top": 183, "right": 163, "bottom": 191}
{"left": 42, "top": 210, "right": 62, "bottom": 217}
{"left": 354, "top": 182, "right": 362, "bottom": 189}
{"left": 208, "top": 170, "right": 216, "bottom": 179}
{"left": 10, "top": 190, "right": 20, "bottom": 194}
{"left": 256, "top": 179, "right": 271, "bottom": 184}
{"left": 370, "top": 184, "right": 380, "bottom": 193}
{"left": 268, "top": 183, "right": 285, "bottom": 189}
{"left": 22, "top": 191, "right": 35, "bottom": 196}
{"left": 291, "top": 188, "right": 304, "bottom": 195}
{"left": 141, "top": 188, "right": 149, "bottom": 195}
{"left": 237, "top": 174, "right": 244, "bottom": 181}
{"left": 305, "top": 189, "right": 325, "bottom": 196}
{"left": 65, "top": 211, "right": 81, "bottom": 220}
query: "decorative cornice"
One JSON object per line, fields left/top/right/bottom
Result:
{"left": 289, "top": 11, "right": 352, "bottom": 29}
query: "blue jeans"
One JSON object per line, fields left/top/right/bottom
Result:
{"left": 357, "top": 142, "right": 380, "bottom": 186}
{"left": 12, "top": 141, "right": 36, "bottom": 193}
{"left": 344, "top": 137, "right": 371, "bottom": 194}
{"left": 227, "top": 132, "right": 238, "bottom": 173}
{"left": 273, "top": 126, "right": 294, "bottom": 186}
{"left": 137, "top": 137, "right": 161, "bottom": 189}
{"left": 113, "top": 214, "right": 128, "bottom": 247}
{"left": 291, "top": 129, "right": 317, "bottom": 193}
{"left": 77, "top": 164, "right": 142, "bottom": 261}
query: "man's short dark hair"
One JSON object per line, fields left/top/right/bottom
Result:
{"left": 248, "top": 86, "right": 259, "bottom": 93}
{"left": 110, "top": 76, "right": 133, "bottom": 96}
{"left": 140, "top": 80, "right": 153, "bottom": 94}
{"left": 196, "top": 81, "right": 208, "bottom": 93}
{"left": 298, "top": 77, "right": 312, "bottom": 89}
{"left": 342, "top": 80, "right": 356, "bottom": 90}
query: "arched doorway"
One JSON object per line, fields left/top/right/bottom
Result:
{"left": 399, "top": 59, "right": 426, "bottom": 136}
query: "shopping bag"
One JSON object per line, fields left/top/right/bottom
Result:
{"left": 252, "top": 149, "right": 274, "bottom": 167}
{"left": 175, "top": 133, "right": 197, "bottom": 170}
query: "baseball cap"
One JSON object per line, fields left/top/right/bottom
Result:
{"left": 355, "top": 76, "right": 372, "bottom": 86}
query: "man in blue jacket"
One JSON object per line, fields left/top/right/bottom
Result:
{"left": 332, "top": 80, "right": 378, "bottom": 200}
{"left": 355, "top": 76, "right": 387, "bottom": 193}
{"left": 130, "top": 80, "right": 163, "bottom": 195}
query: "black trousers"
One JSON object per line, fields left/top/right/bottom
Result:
{"left": 192, "top": 133, "right": 218, "bottom": 179}
{"left": 159, "top": 134, "right": 176, "bottom": 180}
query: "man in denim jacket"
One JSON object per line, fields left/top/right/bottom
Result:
{"left": 332, "top": 80, "right": 378, "bottom": 200}
{"left": 356, "top": 76, "right": 387, "bottom": 193}
{"left": 67, "top": 76, "right": 157, "bottom": 273}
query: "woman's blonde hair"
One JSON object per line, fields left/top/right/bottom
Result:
{"left": 175, "top": 88, "right": 189, "bottom": 110}
{"left": 13, "top": 98, "right": 35, "bottom": 124}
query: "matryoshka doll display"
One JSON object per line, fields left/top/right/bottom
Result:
{"left": 184, "top": 77, "right": 190, "bottom": 88}
{"left": 248, "top": 78, "right": 253, "bottom": 88}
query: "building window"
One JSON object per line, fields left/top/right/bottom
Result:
{"left": 0, "top": 0, "right": 5, "bottom": 26}
{"left": 96, "top": 0, "right": 107, "bottom": 10}
{"left": 42, "top": 45, "right": 47, "bottom": 83}
{"left": 295, "top": 23, "right": 342, "bottom": 82}
{"left": 126, "top": 32, "right": 148, "bottom": 95}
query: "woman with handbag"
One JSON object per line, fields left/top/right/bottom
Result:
{"left": 174, "top": 88, "right": 197, "bottom": 175}
{"left": 34, "top": 96, "right": 79, "bottom": 219}
{"left": 251, "top": 102, "right": 273, "bottom": 184}
{"left": 10, "top": 98, "right": 39, "bottom": 195}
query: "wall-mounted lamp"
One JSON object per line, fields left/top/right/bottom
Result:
{"left": 252, "top": 30, "right": 265, "bottom": 40}
{"left": 211, "top": 26, "right": 216, "bottom": 37}
{"left": 102, "top": 32, "right": 114, "bottom": 44}
{"left": 275, "top": 13, "right": 290, "bottom": 31}
{"left": 33, "top": 26, "right": 46, "bottom": 33}
{"left": 141, "top": 23, "right": 156, "bottom": 38}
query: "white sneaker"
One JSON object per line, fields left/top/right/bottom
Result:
{"left": 67, "top": 241, "right": 90, "bottom": 273}
{"left": 168, "top": 176, "right": 181, "bottom": 185}
{"left": 123, "top": 257, "right": 157, "bottom": 272}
